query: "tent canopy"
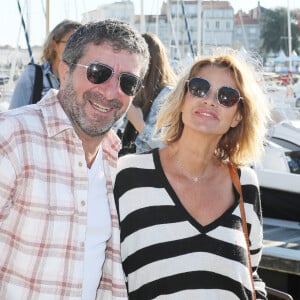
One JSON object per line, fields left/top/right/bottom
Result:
{"left": 274, "top": 50, "right": 289, "bottom": 64}
{"left": 290, "top": 50, "right": 300, "bottom": 62}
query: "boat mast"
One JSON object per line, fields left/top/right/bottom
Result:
{"left": 16, "top": 0, "right": 34, "bottom": 63}
{"left": 140, "top": 0, "right": 145, "bottom": 32}
{"left": 180, "top": 0, "right": 195, "bottom": 59}
{"left": 46, "top": 0, "right": 50, "bottom": 36}
{"left": 287, "top": 0, "right": 292, "bottom": 72}
{"left": 167, "top": 0, "right": 182, "bottom": 61}
{"left": 197, "top": 0, "right": 202, "bottom": 56}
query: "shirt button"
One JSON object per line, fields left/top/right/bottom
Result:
{"left": 78, "top": 161, "right": 83, "bottom": 167}
{"left": 80, "top": 242, "right": 84, "bottom": 248}
{"left": 81, "top": 200, "right": 86, "bottom": 207}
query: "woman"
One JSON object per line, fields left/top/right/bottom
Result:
{"left": 119, "top": 32, "right": 177, "bottom": 155}
{"left": 114, "top": 49, "right": 270, "bottom": 299}
{"left": 9, "top": 19, "right": 81, "bottom": 108}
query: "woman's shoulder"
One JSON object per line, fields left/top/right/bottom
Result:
{"left": 152, "top": 86, "right": 174, "bottom": 107}
{"left": 20, "top": 63, "right": 46, "bottom": 80}
{"left": 158, "top": 85, "right": 173, "bottom": 96}
{"left": 18, "top": 63, "right": 36, "bottom": 78}
{"left": 239, "top": 165, "right": 259, "bottom": 187}
{"left": 40, "top": 61, "right": 52, "bottom": 73}
{"left": 117, "top": 150, "right": 156, "bottom": 172}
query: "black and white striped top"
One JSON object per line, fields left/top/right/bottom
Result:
{"left": 114, "top": 149, "right": 267, "bottom": 300}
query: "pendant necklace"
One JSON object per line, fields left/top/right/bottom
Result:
{"left": 175, "top": 158, "right": 206, "bottom": 183}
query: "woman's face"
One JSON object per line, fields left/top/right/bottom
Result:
{"left": 54, "top": 30, "right": 75, "bottom": 62}
{"left": 181, "top": 65, "right": 242, "bottom": 137}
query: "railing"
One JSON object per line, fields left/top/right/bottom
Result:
{"left": 266, "top": 286, "right": 293, "bottom": 300}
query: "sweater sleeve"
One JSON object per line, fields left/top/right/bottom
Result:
{"left": 240, "top": 166, "right": 267, "bottom": 300}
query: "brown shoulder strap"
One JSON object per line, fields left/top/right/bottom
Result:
{"left": 228, "top": 164, "right": 256, "bottom": 300}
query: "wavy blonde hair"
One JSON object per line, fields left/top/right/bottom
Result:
{"left": 156, "top": 49, "right": 271, "bottom": 166}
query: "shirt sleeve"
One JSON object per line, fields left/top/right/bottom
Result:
{"left": 9, "top": 64, "right": 35, "bottom": 109}
{"left": 0, "top": 130, "right": 17, "bottom": 225}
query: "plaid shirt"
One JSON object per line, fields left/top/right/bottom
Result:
{"left": 0, "top": 89, "right": 127, "bottom": 300}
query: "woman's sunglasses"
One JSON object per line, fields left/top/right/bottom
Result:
{"left": 66, "top": 61, "right": 142, "bottom": 96}
{"left": 186, "top": 77, "right": 242, "bottom": 108}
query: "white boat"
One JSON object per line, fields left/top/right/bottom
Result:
{"left": 253, "top": 119, "right": 300, "bottom": 222}
{"left": 269, "top": 119, "right": 300, "bottom": 150}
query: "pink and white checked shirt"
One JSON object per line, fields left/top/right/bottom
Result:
{"left": 0, "top": 89, "right": 127, "bottom": 300}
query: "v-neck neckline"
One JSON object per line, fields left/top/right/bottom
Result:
{"left": 152, "top": 148, "right": 239, "bottom": 233}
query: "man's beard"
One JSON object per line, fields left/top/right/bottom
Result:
{"left": 60, "top": 79, "right": 124, "bottom": 137}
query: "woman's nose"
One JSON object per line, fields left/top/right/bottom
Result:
{"left": 202, "top": 89, "right": 218, "bottom": 106}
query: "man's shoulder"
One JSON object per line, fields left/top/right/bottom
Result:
{"left": 0, "top": 105, "right": 40, "bottom": 125}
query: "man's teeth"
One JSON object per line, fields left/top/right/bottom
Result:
{"left": 93, "top": 102, "right": 111, "bottom": 112}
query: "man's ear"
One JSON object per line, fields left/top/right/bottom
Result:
{"left": 231, "top": 111, "right": 243, "bottom": 128}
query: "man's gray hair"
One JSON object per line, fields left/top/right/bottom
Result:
{"left": 63, "top": 19, "right": 150, "bottom": 78}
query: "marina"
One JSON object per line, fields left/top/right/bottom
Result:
{"left": 0, "top": 0, "right": 300, "bottom": 299}
{"left": 262, "top": 218, "right": 300, "bottom": 276}
{"left": 260, "top": 217, "right": 300, "bottom": 299}
{"left": 1, "top": 69, "right": 299, "bottom": 299}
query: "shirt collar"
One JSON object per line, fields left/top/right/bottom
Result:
{"left": 38, "top": 89, "right": 121, "bottom": 162}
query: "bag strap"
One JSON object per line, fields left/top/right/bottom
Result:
{"left": 31, "top": 64, "right": 43, "bottom": 104}
{"left": 228, "top": 164, "right": 256, "bottom": 300}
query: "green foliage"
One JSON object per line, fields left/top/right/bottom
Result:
{"left": 260, "top": 8, "right": 300, "bottom": 55}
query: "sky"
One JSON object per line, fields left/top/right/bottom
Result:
{"left": 0, "top": 0, "right": 299, "bottom": 48}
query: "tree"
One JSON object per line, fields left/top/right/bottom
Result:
{"left": 260, "top": 8, "right": 300, "bottom": 56}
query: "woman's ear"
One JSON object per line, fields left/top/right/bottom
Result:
{"left": 231, "top": 111, "right": 243, "bottom": 128}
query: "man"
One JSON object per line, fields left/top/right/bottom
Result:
{"left": 0, "top": 20, "right": 149, "bottom": 299}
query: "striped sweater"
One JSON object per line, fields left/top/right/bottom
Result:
{"left": 114, "top": 149, "right": 267, "bottom": 300}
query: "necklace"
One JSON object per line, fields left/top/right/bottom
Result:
{"left": 175, "top": 158, "right": 206, "bottom": 183}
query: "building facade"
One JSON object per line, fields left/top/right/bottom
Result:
{"left": 233, "top": 3, "right": 266, "bottom": 53}
{"left": 81, "top": 0, "right": 264, "bottom": 62}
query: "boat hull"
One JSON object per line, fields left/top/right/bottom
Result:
{"left": 260, "top": 187, "right": 300, "bottom": 222}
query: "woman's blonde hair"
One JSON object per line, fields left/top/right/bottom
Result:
{"left": 156, "top": 48, "right": 271, "bottom": 166}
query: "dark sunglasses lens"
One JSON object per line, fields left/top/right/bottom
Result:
{"left": 87, "top": 63, "right": 112, "bottom": 84}
{"left": 188, "top": 78, "right": 210, "bottom": 98}
{"left": 218, "top": 87, "right": 240, "bottom": 107}
{"left": 120, "top": 74, "right": 142, "bottom": 96}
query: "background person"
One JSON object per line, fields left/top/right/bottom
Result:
{"left": 114, "top": 49, "right": 270, "bottom": 299}
{"left": 0, "top": 19, "right": 149, "bottom": 300}
{"left": 119, "top": 32, "right": 177, "bottom": 155}
{"left": 9, "top": 19, "right": 81, "bottom": 109}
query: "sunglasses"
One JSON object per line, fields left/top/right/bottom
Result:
{"left": 67, "top": 61, "right": 142, "bottom": 96}
{"left": 186, "top": 77, "right": 242, "bottom": 108}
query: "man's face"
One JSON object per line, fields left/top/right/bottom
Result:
{"left": 59, "top": 42, "right": 144, "bottom": 139}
